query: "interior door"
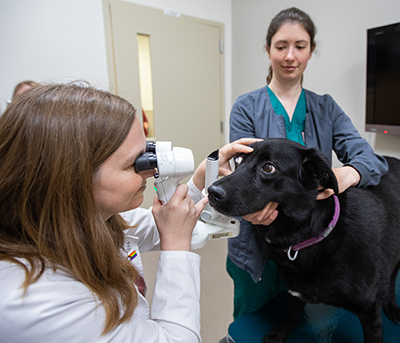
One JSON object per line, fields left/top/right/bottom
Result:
{"left": 103, "top": 0, "right": 225, "bottom": 208}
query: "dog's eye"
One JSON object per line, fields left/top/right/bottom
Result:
{"left": 263, "top": 163, "right": 276, "bottom": 174}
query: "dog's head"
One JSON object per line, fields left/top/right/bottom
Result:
{"left": 208, "top": 138, "right": 338, "bottom": 221}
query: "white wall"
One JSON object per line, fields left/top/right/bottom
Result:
{"left": 0, "top": 0, "right": 109, "bottom": 110}
{"left": 2, "top": 0, "right": 399, "bottom": 155}
{"left": 232, "top": 0, "right": 400, "bottom": 158}
{"left": 0, "top": 0, "right": 232, "bottom": 137}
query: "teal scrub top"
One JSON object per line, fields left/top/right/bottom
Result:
{"left": 267, "top": 87, "right": 306, "bottom": 146}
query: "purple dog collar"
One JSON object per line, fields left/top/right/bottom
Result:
{"left": 285, "top": 195, "right": 340, "bottom": 261}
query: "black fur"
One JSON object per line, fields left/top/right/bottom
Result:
{"left": 208, "top": 138, "right": 400, "bottom": 343}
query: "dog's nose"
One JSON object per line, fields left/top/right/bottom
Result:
{"left": 207, "top": 184, "right": 227, "bottom": 202}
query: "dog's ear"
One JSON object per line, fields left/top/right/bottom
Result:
{"left": 300, "top": 148, "right": 339, "bottom": 194}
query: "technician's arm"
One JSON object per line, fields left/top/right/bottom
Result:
{"left": 330, "top": 100, "right": 388, "bottom": 188}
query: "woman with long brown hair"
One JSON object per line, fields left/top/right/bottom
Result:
{"left": 0, "top": 83, "right": 256, "bottom": 342}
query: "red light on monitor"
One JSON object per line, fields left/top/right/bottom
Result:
{"left": 384, "top": 130, "right": 388, "bottom": 134}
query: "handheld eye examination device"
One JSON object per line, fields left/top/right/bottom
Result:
{"left": 134, "top": 141, "right": 240, "bottom": 249}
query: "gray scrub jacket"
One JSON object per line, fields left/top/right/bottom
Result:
{"left": 229, "top": 86, "right": 389, "bottom": 282}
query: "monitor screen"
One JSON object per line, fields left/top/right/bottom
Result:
{"left": 366, "top": 22, "right": 400, "bottom": 135}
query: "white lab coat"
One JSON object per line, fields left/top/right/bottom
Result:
{"left": 0, "top": 179, "right": 204, "bottom": 343}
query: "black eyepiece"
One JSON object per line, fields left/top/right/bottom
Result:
{"left": 134, "top": 153, "right": 157, "bottom": 172}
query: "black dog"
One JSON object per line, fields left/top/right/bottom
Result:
{"left": 208, "top": 138, "right": 400, "bottom": 343}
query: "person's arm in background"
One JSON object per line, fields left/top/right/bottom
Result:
{"left": 330, "top": 98, "right": 388, "bottom": 188}
{"left": 317, "top": 96, "right": 389, "bottom": 200}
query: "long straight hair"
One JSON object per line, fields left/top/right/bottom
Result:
{"left": 0, "top": 83, "right": 140, "bottom": 334}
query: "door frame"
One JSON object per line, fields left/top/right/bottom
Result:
{"left": 102, "top": 0, "right": 225, "bottom": 147}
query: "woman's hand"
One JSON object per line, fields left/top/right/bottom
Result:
{"left": 152, "top": 184, "right": 208, "bottom": 251}
{"left": 316, "top": 166, "right": 360, "bottom": 200}
{"left": 243, "top": 201, "right": 279, "bottom": 226}
{"left": 218, "top": 138, "right": 262, "bottom": 176}
{"left": 192, "top": 138, "right": 262, "bottom": 190}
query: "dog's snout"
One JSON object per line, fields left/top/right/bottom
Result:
{"left": 207, "top": 184, "right": 227, "bottom": 202}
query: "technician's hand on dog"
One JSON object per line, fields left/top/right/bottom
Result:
{"left": 243, "top": 201, "right": 279, "bottom": 226}
{"left": 316, "top": 166, "right": 361, "bottom": 200}
{"left": 192, "top": 138, "right": 262, "bottom": 191}
{"left": 218, "top": 138, "right": 262, "bottom": 176}
{"left": 152, "top": 184, "right": 208, "bottom": 251}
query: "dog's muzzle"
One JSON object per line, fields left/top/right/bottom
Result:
{"left": 207, "top": 184, "right": 228, "bottom": 205}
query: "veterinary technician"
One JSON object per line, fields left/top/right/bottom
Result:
{"left": 0, "top": 83, "right": 257, "bottom": 343}
{"left": 227, "top": 7, "right": 389, "bottom": 320}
